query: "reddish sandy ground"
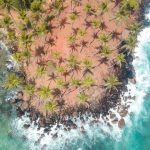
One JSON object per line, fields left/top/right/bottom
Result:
{"left": 2, "top": 0, "right": 136, "bottom": 115}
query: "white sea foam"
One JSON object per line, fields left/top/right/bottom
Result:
{"left": 8, "top": 6, "right": 150, "bottom": 150}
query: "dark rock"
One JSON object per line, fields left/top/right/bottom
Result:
{"left": 128, "top": 78, "right": 136, "bottom": 84}
{"left": 52, "top": 133, "right": 58, "bottom": 139}
{"left": 109, "top": 113, "right": 116, "bottom": 119}
{"left": 23, "top": 124, "right": 30, "bottom": 129}
{"left": 38, "top": 117, "right": 46, "bottom": 127}
{"left": 20, "top": 102, "right": 29, "bottom": 112}
{"left": 118, "top": 118, "right": 125, "bottom": 128}
{"left": 17, "top": 91, "right": 24, "bottom": 100}
{"left": 119, "top": 109, "right": 128, "bottom": 117}
{"left": 44, "top": 128, "right": 49, "bottom": 133}
{"left": 111, "top": 118, "right": 118, "bottom": 124}
{"left": 9, "top": 98, "right": 16, "bottom": 104}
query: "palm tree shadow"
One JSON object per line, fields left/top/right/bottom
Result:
{"left": 80, "top": 40, "right": 88, "bottom": 52}
{"left": 46, "top": 37, "right": 56, "bottom": 46}
{"left": 35, "top": 46, "right": 46, "bottom": 57}
{"left": 59, "top": 17, "right": 70, "bottom": 29}
{"left": 69, "top": 43, "right": 80, "bottom": 53}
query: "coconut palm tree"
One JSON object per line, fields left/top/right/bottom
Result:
{"left": 55, "top": 78, "right": 65, "bottom": 89}
{"left": 36, "top": 65, "right": 47, "bottom": 77}
{"left": 77, "top": 28, "right": 86, "bottom": 37}
{"left": 122, "top": 35, "right": 137, "bottom": 53}
{"left": 22, "top": 49, "right": 31, "bottom": 65}
{"left": 30, "top": 0, "right": 42, "bottom": 12}
{"left": 127, "top": 22, "right": 143, "bottom": 36}
{"left": 51, "top": 0, "right": 64, "bottom": 16}
{"left": 82, "top": 58, "right": 93, "bottom": 75}
{"left": 70, "top": 77, "right": 81, "bottom": 87}
{"left": 115, "top": 53, "right": 125, "bottom": 67}
{"left": 99, "top": 45, "right": 111, "bottom": 59}
{"left": 99, "top": 1, "right": 109, "bottom": 15}
{"left": 3, "top": 73, "right": 22, "bottom": 89}
{"left": 81, "top": 75, "right": 95, "bottom": 88}
{"left": 83, "top": 3, "right": 94, "bottom": 15}
{"left": 98, "top": 32, "right": 112, "bottom": 45}
{"left": 13, "top": 52, "right": 23, "bottom": 63}
{"left": 114, "top": 9, "right": 128, "bottom": 23}
{"left": 0, "top": 0, "right": 14, "bottom": 12}
{"left": 121, "top": 0, "right": 139, "bottom": 10}
{"left": 77, "top": 92, "right": 89, "bottom": 103}
{"left": 38, "top": 86, "right": 51, "bottom": 99}
{"left": 56, "top": 66, "right": 67, "bottom": 75}
{"left": 68, "top": 34, "right": 76, "bottom": 44}
{"left": 24, "top": 83, "right": 35, "bottom": 95}
{"left": 20, "top": 32, "right": 32, "bottom": 47}
{"left": 0, "top": 16, "right": 13, "bottom": 29}
{"left": 36, "top": 22, "right": 48, "bottom": 36}
{"left": 105, "top": 74, "right": 120, "bottom": 91}
{"left": 82, "top": 58, "right": 93, "bottom": 70}
{"left": 69, "top": 12, "right": 78, "bottom": 22}
{"left": 45, "top": 101, "right": 58, "bottom": 112}
{"left": 18, "top": 10, "right": 27, "bottom": 20}
{"left": 67, "top": 54, "right": 80, "bottom": 73}
{"left": 7, "top": 30, "right": 16, "bottom": 41}
{"left": 91, "top": 19, "right": 102, "bottom": 29}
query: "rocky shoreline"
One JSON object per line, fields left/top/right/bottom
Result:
{"left": 1, "top": 0, "right": 148, "bottom": 142}
{"left": 8, "top": 43, "right": 135, "bottom": 132}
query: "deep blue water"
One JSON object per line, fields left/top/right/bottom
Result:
{"left": 1, "top": 5, "right": 150, "bottom": 150}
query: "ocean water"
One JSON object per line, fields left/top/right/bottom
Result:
{"left": 1, "top": 5, "right": 150, "bottom": 150}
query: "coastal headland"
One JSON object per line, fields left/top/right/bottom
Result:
{"left": 0, "top": 0, "right": 144, "bottom": 132}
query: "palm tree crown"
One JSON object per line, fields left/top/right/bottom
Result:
{"left": 105, "top": 74, "right": 120, "bottom": 91}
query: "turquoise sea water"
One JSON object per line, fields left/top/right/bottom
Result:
{"left": 1, "top": 5, "right": 150, "bottom": 150}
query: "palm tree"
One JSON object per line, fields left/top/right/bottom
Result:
{"left": 115, "top": 53, "right": 125, "bottom": 67}
{"left": 56, "top": 66, "right": 67, "bottom": 75}
{"left": 3, "top": 73, "right": 22, "bottom": 89}
{"left": 77, "top": 92, "right": 89, "bottom": 103}
{"left": 70, "top": 77, "right": 81, "bottom": 87}
{"left": 0, "top": 16, "right": 13, "bottom": 29}
{"left": 99, "top": 45, "right": 111, "bottom": 59}
{"left": 82, "top": 58, "right": 93, "bottom": 70}
{"left": 36, "top": 65, "right": 47, "bottom": 77}
{"left": 36, "top": 22, "right": 48, "bottom": 36}
{"left": 69, "top": 12, "right": 78, "bottom": 22}
{"left": 105, "top": 74, "right": 120, "bottom": 91}
{"left": 51, "top": 0, "right": 64, "bottom": 16}
{"left": 0, "top": 0, "right": 14, "bottom": 12}
{"left": 121, "top": 0, "right": 139, "bottom": 10}
{"left": 68, "top": 34, "right": 76, "bottom": 44}
{"left": 67, "top": 54, "right": 80, "bottom": 73}
{"left": 7, "top": 30, "right": 16, "bottom": 41}
{"left": 81, "top": 75, "right": 95, "bottom": 88}
{"left": 13, "top": 52, "right": 23, "bottom": 62}
{"left": 38, "top": 86, "right": 51, "bottom": 99}
{"left": 30, "top": 0, "right": 42, "bottom": 12}
{"left": 24, "top": 83, "right": 35, "bottom": 95}
{"left": 18, "top": 10, "right": 26, "bottom": 20}
{"left": 77, "top": 28, "right": 86, "bottom": 37}
{"left": 83, "top": 3, "right": 94, "bottom": 15}
{"left": 122, "top": 35, "right": 137, "bottom": 53}
{"left": 99, "top": 1, "right": 109, "bottom": 15}
{"left": 20, "top": 32, "right": 32, "bottom": 47}
{"left": 45, "top": 101, "right": 58, "bottom": 112}
{"left": 91, "top": 19, "right": 102, "bottom": 29}
{"left": 22, "top": 49, "right": 31, "bottom": 65}
{"left": 98, "top": 32, "right": 112, "bottom": 45}
{"left": 114, "top": 9, "right": 128, "bottom": 23}
{"left": 127, "top": 22, "right": 143, "bottom": 36}
{"left": 55, "top": 78, "right": 65, "bottom": 89}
